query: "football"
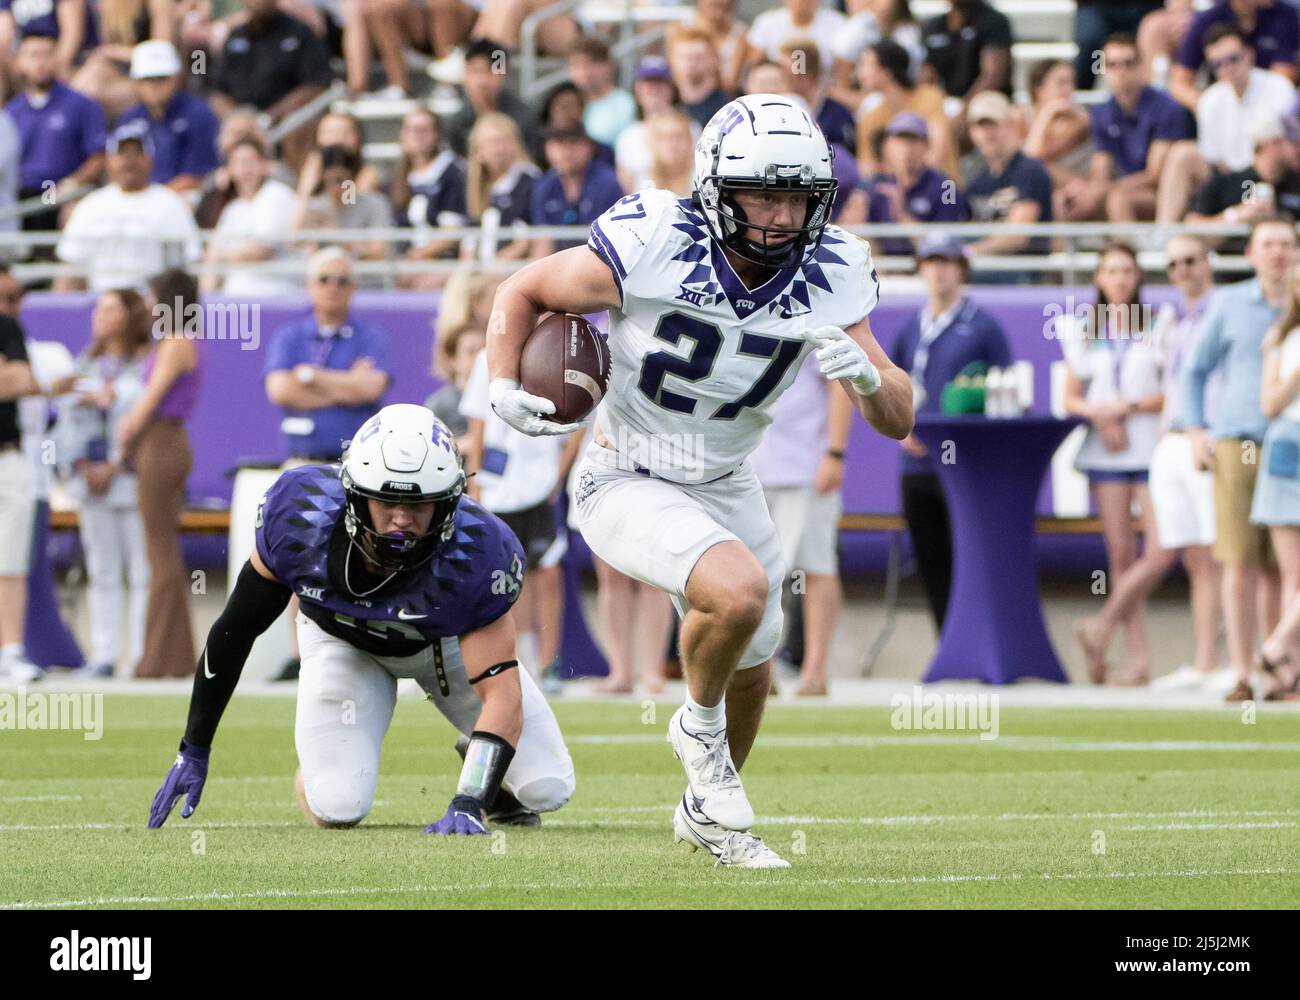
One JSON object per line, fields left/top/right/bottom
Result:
{"left": 519, "top": 312, "right": 611, "bottom": 424}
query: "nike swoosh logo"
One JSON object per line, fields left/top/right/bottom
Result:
{"left": 203, "top": 650, "right": 215, "bottom": 680}
{"left": 397, "top": 609, "right": 427, "bottom": 621}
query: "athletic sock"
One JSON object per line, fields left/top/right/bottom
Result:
{"left": 682, "top": 695, "right": 725, "bottom": 736}
{"left": 0, "top": 644, "right": 20, "bottom": 669}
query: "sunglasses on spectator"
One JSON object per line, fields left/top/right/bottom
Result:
{"left": 315, "top": 273, "right": 353, "bottom": 286}
{"left": 1168, "top": 256, "right": 1204, "bottom": 270}
{"left": 1209, "top": 51, "right": 1244, "bottom": 72}
{"left": 1104, "top": 57, "right": 1137, "bottom": 70}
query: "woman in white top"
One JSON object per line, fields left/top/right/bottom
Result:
{"left": 1251, "top": 258, "right": 1300, "bottom": 697}
{"left": 615, "top": 61, "right": 681, "bottom": 195}
{"left": 461, "top": 112, "right": 540, "bottom": 262}
{"left": 1062, "top": 242, "right": 1166, "bottom": 684}
{"left": 54, "top": 289, "right": 153, "bottom": 676}
{"left": 204, "top": 138, "right": 301, "bottom": 297}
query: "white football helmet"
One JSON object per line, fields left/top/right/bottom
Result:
{"left": 340, "top": 403, "right": 466, "bottom": 572}
{"left": 692, "top": 93, "right": 838, "bottom": 269}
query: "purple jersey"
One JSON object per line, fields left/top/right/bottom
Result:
{"left": 255, "top": 464, "right": 525, "bottom": 657}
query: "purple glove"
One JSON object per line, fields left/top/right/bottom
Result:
{"left": 424, "top": 795, "right": 488, "bottom": 835}
{"left": 148, "top": 739, "right": 210, "bottom": 828}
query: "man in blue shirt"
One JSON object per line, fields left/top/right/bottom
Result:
{"left": 1171, "top": 0, "right": 1299, "bottom": 111}
{"left": 1183, "top": 216, "right": 1289, "bottom": 702}
{"left": 529, "top": 125, "right": 623, "bottom": 256}
{"left": 116, "top": 40, "right": 220, "bottom": 196}
{"left": 5, "top": 31, "right": 104, "bottom": 235}
{"left": 963, "top": 90, "right": 1053, "bottom": 282}
{"left": 263, "top": 247, "right": 392, "bottom": 463}
{"left": 890, "top": 235, "right": 1012, "bottom": 628}
{"left": 1083, "top": 33, "right": 1193, "bottom": 222}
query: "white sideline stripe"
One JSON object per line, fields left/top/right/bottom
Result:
{"left": 0, "top": 795, "right": 82, "bottom": 802}
{"left": 4, "top": 867, "right": 1293, "bottom": 909}
{"left": 567, "top": 734, "right": 1300, "bottom": 752}
{"left": 5, "top": 809, "right": 1296, "bottom": 833}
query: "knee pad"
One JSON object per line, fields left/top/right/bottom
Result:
{"left": 510, "top": 774, "right": 574, "bottom": 814}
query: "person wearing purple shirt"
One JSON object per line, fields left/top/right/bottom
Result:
{"left": 839, "top": 113, "right": 963, "bottom": 253}
{"left": 115, "top": 41, "right": 219, "bottom": 194}
{"left": 1170, "top": 0, "right": 1299, "bottom": 112}
{"left": 890, "top": 235, "right": 1012, "bottom": 629}
{"left": 1084, "top": 33, "right": 1193, "bottom": 222}
{"left": 529, "top": 125, "right": 624, "bottom": 255}
{"left": 5, "top": 31, "right": 105, "bottom": 235}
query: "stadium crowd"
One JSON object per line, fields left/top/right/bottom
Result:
{"left": 0, "top": 0, "right": 1298, "bottom": 702}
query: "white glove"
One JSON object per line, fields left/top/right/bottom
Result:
{"left": 489, "top": 378, "right": 585, "bottom": 436}
{"left": 804, "top": 325, "right": 881, "bottom": 396}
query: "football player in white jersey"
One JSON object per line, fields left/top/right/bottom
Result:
{"left": 487, "top": 94, "right": 913, "bottom": 866}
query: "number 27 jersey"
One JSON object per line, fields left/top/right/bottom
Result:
{"left": 586, "top": 188, "right": 879, "bottom": 483}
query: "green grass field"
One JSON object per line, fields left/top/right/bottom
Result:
{"left": 2, "top": 694, "right": 1299, "bottom": 908}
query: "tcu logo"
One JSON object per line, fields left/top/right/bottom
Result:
{"left": 737, "top": 298, "right": 755, "bottom": 310}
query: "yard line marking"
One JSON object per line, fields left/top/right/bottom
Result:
{"left": 0, "top": 795, "right": 83, "bottom": 802}
{"left": 3, "top": 867, "right": 1293, "bottom": 909}
{"left": 567, "top": 734, "right": 1300, "bottom": 751}
{"left": 1113, "top": 821, "right": 1299, "bottom": 832}
{"left": 0, "top": 821, "right": 302, "bottom": 832}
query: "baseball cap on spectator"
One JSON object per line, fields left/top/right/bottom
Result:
{"left": 130, "top": 40, "right": 182, "bottom": 79}
{"left": 885, "top": 112, "right": 929, "bottom": 140}
{"left": 106, "top": 119, "right": 155, "bottom": 156}
{"left": 917, "top": 234, "right": 967, "bottom": 263}
{"left": 636, "top": 56, "right": 671, "bottom": 81}
{"left": 968, "top": 91, "right": 1011, "bottom": 124}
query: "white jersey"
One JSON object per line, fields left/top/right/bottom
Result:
{"left": 586, "top": 188, "right": 879, "bottom": 483}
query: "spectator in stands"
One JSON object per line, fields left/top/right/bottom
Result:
{"left": 689, "top": 0, "right": 748, "bottom": 93}
{"left": 1186, "top": 116, "right": 1300, "bottom": 253}
{"left": 57, "top": 287, "right": 151, "bottom": 677}
{"left": 116, "top": 266, "right": 201, "bottom": 678}
{"left": 0, "top": 104, "right": 18, "bottom": 252}
{"left": 453, "top": 0, "right": 579, "bottom": 60}
{"left": 741, "top": 0, "right": 846, "bottom": 85}
{"left": 1137, "top": 0, "right": 1196, "bottom": 89}
{"left": 536, "top": 81, "right": 613, "bottom": 171}
{"left": 1253, "top": 263, "right": 1300, "bottom": 698}
{"left": 1070, "top": 33, "right": 1193, "bottom": 223}
{"left": 1018, "top": 58, "right": 1094, "bottom": 206}
{"left": 643, "top": 108, "right": 695, "bottom": 198}
{"left": 750, "top": 351, "right": 854, "bottom": 696}
{"left": 855, "top": 39, "right": 958, "bottom": 181}
{"left": 0, "top": 0, "right": 85, "bottom": 78}
{"left": 0, "top": 275, "right": 39, "bottom": 681}
{"left": 529, "top": 123, "right": 622, "bottom": 256}
{"left": 56, "top": 119, "right": 201, "bottom": 292}
{"left": 460, "top": 112, "right": 538, "bottom": 262}
{"left": 295, "top": 111, "right": 382, "bottom": 205}
{"left": 116, "top": 41, "right": 219, "bottom": 197}
{"left": 294, "top": 144, "right": 392, "bottom": 277}
{"left": 1060, "top": 242, "right": 1164, "bottom": 683}
{"left": 568, "top": 34, "right": 636, "bottom": 148}
{"left": 743, "top": 58, "right": 788, "bottom": 97}
{"left": 460, "top": 337, "right": 568, "bottom": 689}
{"left": 839, "top": 112, "right": 963, "bottom": 254}
{"left": 263, "top": 246, "right": 390, "bottom": 466}
{"left": 6, "top": 30, "right": 105, "bottom": 235}
{"left": 203, "top": 136, "right": 300, "bottom": 296}
{"left": 1075, "top": 0, "right": 1164, "bottom": 89}
{"left": 210, "top": 0, "right": 334, "bottom": 171}
{"left": 442, "top": 39, "right": 540, "bottom": 160}
{"left": 1077, "top": 236, "right": 1222, "bottom": 687}
{"left": 341, "top": 0, "right": 441, "bottom": 97}
{"left": 831, "top": 0, "right": 924, "bottom": 106}
{"left": 193, "top": 109, "right": 284, "bottom": 228}
{"left": 386, "top": 107, "right": 467, "bottom": 281}
{"left": 668, "top": 25, "right": 733, "bottom": 130}
{"left": 891, "top": 235, "right": 1011, "bottom": 630}
{"left": 1183, "top": 215, "right": 1291, "bottom": 702}
{"left": 1156, "top": 25, "right": 1296, "bottom": 225}
{"left": 780, "top": 38, "right": 856, "bottom": 156}
{"left": 1170, "top": 0, "right": 1299, "bottom": 113}
{"left": 615, "top": 57, "right": 681, "bottom": 196}
{"left": 963, "top": 90, "right": 1053, "bottom": 279}
{"left": 70, "top": 0, "right": 167, "bottom": 121}
{"left": 918, "top": 0, "right": 1012, "bottom": 101}
{"left": 426, "top": 269, "right": 495, "bottom": 450}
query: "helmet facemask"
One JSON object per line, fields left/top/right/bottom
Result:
{"left": 341, "top": 467, "right": 464, "bottom": 576}
{"left": 701, "top": 163, "right": 838, "bottom": 270}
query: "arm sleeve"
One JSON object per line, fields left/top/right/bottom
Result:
{"left": 1182, "top": 292, "right": 1226, "bottom": 429}
{"left": 1271, "top": 8, "right": 1299, "bottom": 65}
{"left": 1175, "top": 16, "right": 1204, "bottom": 70}
{"left": 465, "top": 521, "right": 526, "bottom": 633}
{"left": 984, "top": 10, "right": 1013, "bottom": 48}
{"left": 79, "top": 99, "right": 107, "bottom": 164}
{"left": 586, "top": 188, "right": 676, "bottom": 306}
{"left": 1155, "top": 101, "right": 1194, "bottom": 142}
{"left": 178, "top": 101, "right": 220, "bottom": 178}
{"left": 184, "top": 560, "right": 292, "bottom": 747}
{"left": 984, "top": 317, "right": 1014, "bottom": 368}
{"left": 0, "top": 316, "right": 28, "bottom": 363}
{"left": 261, "top": 326, "right": 296, "bottom": 377}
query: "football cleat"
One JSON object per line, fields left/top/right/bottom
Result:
{"left": 673, "top": 795, "right": 790, "bottom": 868}
{"left": 667, "top": 705, "right": 753, "bottom": 831}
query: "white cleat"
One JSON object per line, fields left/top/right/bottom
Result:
{"left": 667, "top": 705, "right": 753, "bottom": 831}
{"left": 673, "top": 796, "right": 789, "bottom": 868}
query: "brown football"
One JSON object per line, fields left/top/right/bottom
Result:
{"left": 520, "top": 312, "right": 610, "bottom": 424}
